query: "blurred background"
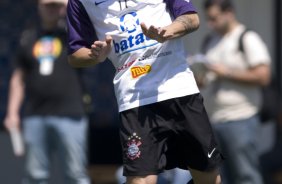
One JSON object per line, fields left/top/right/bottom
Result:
{"left": 0, "top": 0, "right": 281, "bottom": 183}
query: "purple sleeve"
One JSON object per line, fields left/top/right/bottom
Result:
{"left": 164, "top": 0, "right": 197, "bottom": 19}
{"left": 66, "top": 0, "right": 97, "bottom": 54}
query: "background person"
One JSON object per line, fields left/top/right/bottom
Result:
{"left": 4, "top": 0, "right": 90, "bottom": 183}
{"left": 198, "top": 0, "right": 271, "bottom": 183}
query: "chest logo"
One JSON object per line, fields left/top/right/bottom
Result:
{"left": 114, "top": 11, "right": 158, "bottom": 55}
{"left": 120, "top": 11, "right": 139, "bottom": 33}
{"left": 33, "top": 36, "right": 62, "bottom": 60}
{"left": 33, "top": 36, "right": 62, "bottom": 76}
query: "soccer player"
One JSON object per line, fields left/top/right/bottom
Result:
{"left": 66, "top": 0, "right": 223, "bottom": 184}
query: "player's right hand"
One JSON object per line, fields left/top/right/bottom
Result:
{"left": 89, "top": 35, "right": 112, "bottom": 63}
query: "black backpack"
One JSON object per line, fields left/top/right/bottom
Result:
{"left": 238, "top": 29, "right": 279, "bottom": 122}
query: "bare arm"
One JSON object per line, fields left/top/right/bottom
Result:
{"left": 4, "top": 69, "right": 25, "bottom": 131}
{"left": 68, "top": 47, "right": 100, "bottom": 68}
{"left": 169, "top": 13, "right": 200, "bottom": 37}
{"left": 141, "top": 13, "right": 200, "bottom": 43}
{"left": 68, "top": 36, "right": 112, "bottom": 68}
{"left": 208, "top": 63, "right": 270, "bottom": 86}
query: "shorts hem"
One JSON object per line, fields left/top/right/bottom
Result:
{"left": 188, "top": 153, "right": 225, "bottom": 172}
{"left": 123, "top": 170, "right": 161, "bottom": 177}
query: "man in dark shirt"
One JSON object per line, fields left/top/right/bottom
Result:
{"left": 4, "top": 0, "right": 90, "bottom": 183}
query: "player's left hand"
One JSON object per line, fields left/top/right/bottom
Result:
{"left": 141, "top": 23, "right": 173, "bottom": 43}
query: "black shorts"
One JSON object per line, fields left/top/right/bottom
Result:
{"left": 119, "top": 93, "right": 223, "bottom": 176}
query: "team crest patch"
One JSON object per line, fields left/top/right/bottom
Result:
{"left": 126, "top": 132, "right": 142, "bottom": 160}
{"left": 131, "top": 65, "right": 151, "bottom": 78}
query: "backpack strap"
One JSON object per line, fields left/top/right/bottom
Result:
{"left": 202, "top": 28, "right": 250, "bottom": 54}
{"left": 238, "top": 28, "right": 250, "bottom": 53}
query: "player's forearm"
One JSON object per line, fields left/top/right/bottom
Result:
{"left": 166, "top": 13, "right": 200, "bottom": 39}
{"left": 68, "top": 47, "right": 100, "bottom": 68}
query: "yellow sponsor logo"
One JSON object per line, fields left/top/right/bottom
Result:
{"left": 131, "top": 65, "right": 152, "bottom": 78}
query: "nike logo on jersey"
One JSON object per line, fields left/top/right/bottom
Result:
{"left": 95, "top": 0, "right": 107, "bottom": 5}
{"left": 208, "top": 148, "right": 216, "bottom": 158}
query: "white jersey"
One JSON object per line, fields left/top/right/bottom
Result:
{"left": 67, "top": 0, "right": 199, "bottom": 112}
